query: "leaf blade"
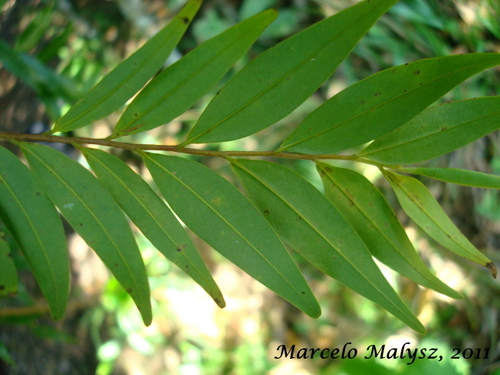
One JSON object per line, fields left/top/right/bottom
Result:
{"left": 52, "top": 0, "right": 202, "bottom": 133}
{"left": 0, "top": 236, "right": 19, "bottom": 298}
{"left": 183, "top": 0, "right": 398, "bottom": 145}
{"left": 143, "top": 153, "right": 320, "bottom": 318}
{"left": 316, "top": 162, "right": 461, "bottom": 299}
{"left": 399, "top": 167, "right": 500, "bottom": 189}
{"left": 383, "top": 170, "right": 496, "bottom": 278}
{"left": 358, "top": 96, "right": 500, "bottom": 164}
{"left": 81, "top": 147, "right": 225, "bottom": 308}
{"left": 282, "top": 54, "right": 500, "bottom": 154}
{"left": 112, "top": 9, "right": 278, "bottom": 138}
{"left": 231, "top": 159, "right": 425, "bottom": 333}
{"left": 21, "top": 143, "right": 152, "bottom": 324}
{"left": 0, "top": 145, "right": 69, "bottom": 318}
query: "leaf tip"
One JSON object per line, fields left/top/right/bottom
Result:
{"left": 141, "top": 310, "right": 153, "bottom": 326}
{"left": 309, "top": 310, "right": 321, "bottom": 319}
{"left": 415, "top": 324, "right": 427, "bottom": 335}
{"left": 486, "top": 262, "right": 497, "bottom": 279}
{"left": 214, "top": 296, "right": 226, "bottom": 309}
{"left": 305, "top": 302, "right": 321, "bottom": 319}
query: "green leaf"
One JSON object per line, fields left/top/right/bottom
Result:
{"left": 316, "top": 162, "right": 461, "bottom": 299}
{"left": 21, "top": 143, "right": 152, "bottom": 325}
{"left": 143, "top": 153, "right": 320, "bottom": 318}
{"left": 0, "top": 145, "right": 69, "bottom": 319}
{"left": 38, "top": 22, "right": 74, "bottom": 63}
{"left": 52, "top": 0, "right": 202, "bottom": 133}
{"left": 358, "top": 96, "right": 500, "bottom": 164}
{"left": 81, "top": 147, "right": 225, "bottom": 308}
{"left": 281, "top": 54, "right": 500, "bottom": 154}
{"left": 398, "top": 167, "right": 500, "bottom": 189}
{"left": 112, "top": 9, "right": 278, "bottom": 138}
{"left": 0, "top": 237, "right": 18, "bottom": 298}
{"left": 182, "top": 0, "right": 398, "bottom": 145}
{"left": 230, "top": 159, "right": 425, "bottom": 333}
{"left": 383, "top": 170, "right": 497, "bottom": 278}
{"left": 15, "top": 5, "right": 54, "bottom": 53}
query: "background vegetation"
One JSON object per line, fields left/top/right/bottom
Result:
{"left": 0, "top": 0, "right": 499, "bottom": 374}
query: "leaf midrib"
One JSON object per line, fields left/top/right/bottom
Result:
{"left": 319, "top": 166, "right": 420, "bottom": 272}
{"left": 56, "top": 17, "right": 185, "bottom": 131}
{"left": 23, "top": 146, "right": 142, "bottom": 294}
{"left": 145, "top": 154, "right": 316, "bottom": 312}
{"left": 86, "top": 151, "right": 213, "bottom": 287}
{"left": 0, "top": 173, "right": 60, "bottom": 309}
{"left": 282, "top": 59, "right": 500, "bottom": 151}
{"left": 233, "top": 160, "right": 416, "bottom": 324}
{"left": 388, "top": 172, "right": 484, "bottom": 263}
{"left": 118, "top": 31, "right": 251, "bottom": 135}
{"left": 359, "top": 108, "right": 500, "bottom": 159}
{"left": 145, "top": 153, "right": 315, "bottom": 311}
{"left": 185, "top": 2, "right": 384, "bottom": 144}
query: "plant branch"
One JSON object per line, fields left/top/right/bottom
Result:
{"left": 0, "top": 132, "right": 364, "bottom": 162}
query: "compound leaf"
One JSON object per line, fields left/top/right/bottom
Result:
{"left": 81, "top": 147, "right": 225, "bottom": 308}
{"left": 231, "top": 159, "right": 425, "bottom": 333}
{"left": 281, "top": 54, "right": 500, "bottom": 154}
{"left": 112, "top": 9, "right": 277, "bottom": 138}
{"left": 21, "top": 143, "right": 152, "bottom": 325}
{"left": 0, "top": 145, "right": 69, "bottom": 319}
{"left": 143, "top": 153, "right": 320, "bottom": 318}
{"left": 316, "top": 162, "right": 461, "bottom": 299}
{"left": 0, "top": 238, "right": 18, "bottom": 298}
{"left": 398, "top": 167, "right": 500, "bottom": 189}
{"left": 182, "top": 0, "right": 398, "bottom": 145}
{"left": 358, "top": 96, "right": 500, "bottom": 164}
{"left": 53, "top": 0, "right": 202, "bottom": 133}
{"left": 383, "top": 170, "right": 496, "bottom": 278}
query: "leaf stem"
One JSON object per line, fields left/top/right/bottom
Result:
{"left": 0, "top": 132, "right": 370, "bottom": 161}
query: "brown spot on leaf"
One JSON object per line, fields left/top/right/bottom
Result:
{"left": 182, "top": 17, "right": 189, "bottom": 24}
{"left": 414, "top": 70, "right": 420, "bottom": 75}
